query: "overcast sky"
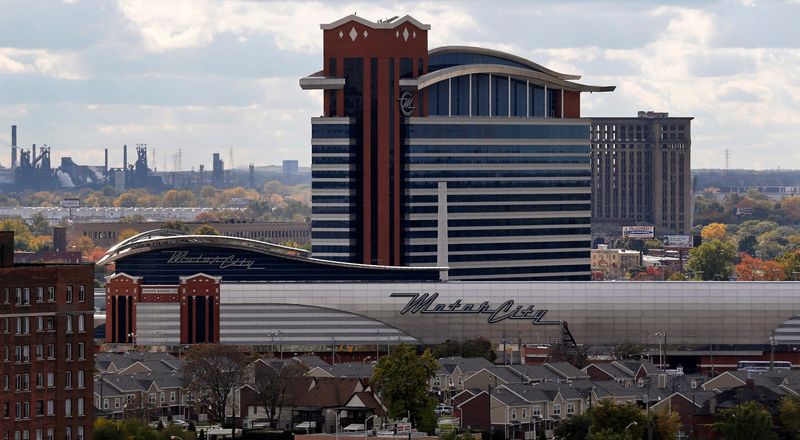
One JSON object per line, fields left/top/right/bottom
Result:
{"left": 1, "top": 0, "right": 798, "bottom": 170}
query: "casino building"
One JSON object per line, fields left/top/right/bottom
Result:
{"left": 100, "top": 230, "right": 800, "bottom": 359}
{"left": 300, "top": 15, "right": 614, "bottom": 281}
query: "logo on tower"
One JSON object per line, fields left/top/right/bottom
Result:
{"left": 399, "top": 91, "right": 415, "bottom": 117}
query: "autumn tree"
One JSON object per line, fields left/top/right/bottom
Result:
{"left": 371, "top": 345, "right": 439, "bottom": 434}
{"left": 554, "top": 413, "right": 590, "bottom": 440}
{"left": 251, "top": 359, "right": 305, "bottom": 428}
{"left": 192, "top": 225, "right": 220, "bottom": 235}
{"left": 69, "top": 236, "right": 97, "bottom": 257}
{"left": 779, "top": 395, "right": 800, "bottom": 438}
{"left": 686, "top": 239, "right": 737, "bottom": 280}
{"left": 118, "top": 229, "right": 139, "bottom": 243}
{"left": 713, "top": 400, "right": 777, "bottom": 440}
{"left": 701, "top": 222, "right": 728, "bottom": 241}
{"left": 587, "top": 400, "right": 646, "bottom": 440}
{"left": 736, "top": 253, "right": 785, "bottom": 281}
{"left": 776, "top": 250, "right": 800, "bottom": 280}
{"left": 432, "top": 337, "right": 497, "bottom": 362}
{"left": 181, "top": 344, "right": 251, "bottom": 425}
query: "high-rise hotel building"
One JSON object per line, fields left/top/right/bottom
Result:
{"left": 0, "top": 232, "right": 94, "bottom": 440}
{"left": 300, "top": 15, "right": 614, "bottom": 280}
{"left": 590, "top": 112, "right": 693, "bottom": 235}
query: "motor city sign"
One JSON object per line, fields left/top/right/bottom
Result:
{"left": 391, "top": 292, "right": 558, "bottom": 325}
{"left": 398, "top": 91, "right": 415, "bottom": 117}
{"left": 164, "top": 250, "right": 264, "bottom": 270}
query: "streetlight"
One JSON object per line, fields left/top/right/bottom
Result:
{"left": 365, "top": 414, "right": 377, "bottom": 438}
{"left": 128, "top": 332, "right": 137, "bottom": 350}
{"left": 625, "top": 421, "right": 638, "bottom": 439}
{"left": 654, "top": 331, "right": 667, "bottom": 371}
{"left": 326, "top": 409, "right": 340, "bottom": 440}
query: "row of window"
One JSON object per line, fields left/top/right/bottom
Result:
{"left": 99, "top": 390, "right": 180, "bottom": 410}
{"left": 406, "top": 203, "right": 592, "bottom": 214}
{"left": 2, "top": 285, "right": 86, "bottom": 305}
{"left": 508, "top": 402, "right": 575, "bottom": 419}
{"left": 1, "top": 342, "right": 86, "bottom": 365}
{"left": 2, "top": 314, "right": 88, "bottom": 335}
{"left": 406, "top": 227, "right": 591, "bottom": 239}
{"left": 2, "top": 427, "right": 85, "bottom": 440}
{"left": 407, "top": 145, "right": 589, "bottom": 154}
{"left": 2, "top": 369, "right": 86, "bottom": 393}
{"left": 2, "top": 397, "right": 86, "bottom": 419}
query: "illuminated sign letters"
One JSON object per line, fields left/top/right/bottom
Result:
{"left": 164, "top": 251, "right": 264, "bottom": 270}
{"left": 398, "top": 91, "right": 415, "bottom": 117}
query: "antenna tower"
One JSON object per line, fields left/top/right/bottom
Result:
{"left": 725, "top": 149, "right": 730, "bottom": 171}
{"left": 229, "top": 147, "right": 234, "bottom": 170}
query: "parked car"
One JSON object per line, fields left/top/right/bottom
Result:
{"left": 251, "top": 419, "right": 271, "bottom": 429}
{"left": 435, "top": 404, "right": 453, "bottom": 416}
{"left": 171, "top": 419, "right": 190, "bottom": 428}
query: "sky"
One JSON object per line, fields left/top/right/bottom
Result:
{"left": 0, "top": 0, "right": 799, "bottom": 170}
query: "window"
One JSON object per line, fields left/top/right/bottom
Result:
{"left": 64, "top": 428, "right": 71, "bottom": 440}
{"left": 35, "top": 373, "right": 42, "bottom": 388}
{"left": 46, "top": 429, "right": 53, "bottom": 440}
{"left": 35, "top": 401, "right": 43, "bottom": 416}
{"left": 46, "top": 373, "right": 54, "bottom": 388}
{"left": 65, "top": 316, "right": 72, "bottom": 334}
{"left": 76, "top": 427, "right": 83, "bottom": 440}
{"left": 45, "top": 317, "right": 54, "bottom": 332}
{"left": 77, "top": 371, "right": 84, "bottom": 389}
{"left": 77, "top": 398, "right": 84, "bottom": 416}
{"left": 46, "top": 344, "right": 54, "bottom": 359}
{"left": 65, "top": 343, "right": 72, "bottom": 361}
{"left": 77, "top": 315, "right": 85, "bottom": 333}
{"left": 66, "top": 286, "right": 73, "bottom": 303}
{"left": 149, "top": 393, "right": 156, "bottom": 404}
{"left": 553, "top": 404, "right": 561, "bottom": 416}
{"left": 36, "top": 317, "right": 43, "bottom": 332}
{"left": 78, "top": 286, "right": 85, "bottom": 303}
{"left": 2, "top": 401, "right": 7, "bottom": 417}
{"left": 511, "top": 408, "right": 517, "bottom": 419}
{"left": 35, "top": 288, "right": 43, "bottom": 303}
{"left": 102, "top": 399, "right": 109, "bottom": 410}
{"left": 23, "top": 288, "right": 30, "bottom": 305}
{"left": 15, "top": 288, "right": 21, "bottom": 305}
{"left": 3, "top": 288, "right": 8, "bottom": 304}
{"left": 160, "top": 392, "right": 165, "bottom": 402}
{"left": 47, "top": 287, "right": 54, "bottom": 302}
{"left": 35, "top": 431, "right": 41, "bottom": 440}
{"left": 35, "top": 345, "right": 43, "bottom": 360}
{"left": 64, "top": 399, "right": 71, "bottom": 417}
{"left": 114, "top": 398, "right": 120, "bottom": 409}
{"left": 533, "top": 405, "right": 541, "bottom": 417}
{"left": 2, "top": 317, "right": 8, "bottom": 333}
{"left": 2, "top": 347, "right": 7, "bottom": 362}
{"left": 2, "top": 375, "right": 8, "bottom": 390}
{"left": 433, "top": 377, "right": 440, "bottom": 387}
{"left": 77, "top": 343, "right": 84, "bottom": 360}
{"left": 170, "top": 391, "right": 176, "bottom": 402}
{"left": 567, "top": 402, "right": 575, "bottom": 415}
{"left": 522, "top": 408, "right": 527, "bottom": 419}
{"left": 65, "top": 371, "right": 72, "bottom": 389}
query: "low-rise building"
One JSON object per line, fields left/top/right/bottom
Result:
{"left": 591, "top": 245, "right": 641, "bottom": 279}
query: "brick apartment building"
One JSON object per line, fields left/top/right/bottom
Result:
{"left": 0, "top": 231, "right": 94, "bottom": 440}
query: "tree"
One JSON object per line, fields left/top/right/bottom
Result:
{"left": 161, "top": 221, "right": 191, "bottom": 233}
{"left": 118, "top": 228, "right": 139, "bottom": 243}
{"left": 371, "top": 345, "right": 439, "bottom": 434}
{"left": 701, "top": 223, "right": 728, "bottom": 241}
{"left": 735, "top": 253, "right": 785, "bottom": 281}
{"left": 587, "top": 400, "right": 646, "bottom": 440}
{"left": 192, "top": 225, "right": 221, "bottom": 235}
{"left": 649, "top": 411, "right": 681, "bottom": 440}
{"left": 611, "top": 342, "right": 644, "bottom": 360}
{"left": 0, "top": 217, "right": 38, "bottom": 251}
{"left": 251, "top": 359, "right": 305, "bottom": 428}
{"left": 738, "top": 235, "right": 758, "bottom": 256}
{"left": 68, "top": 236, "right": 97, "bottom": 258}
{"left": 776, "top": 250, "right": 800, "bottom": 280}
{"left": 712, "top": 400, "right": 777, "bottom": 440}
{"left": 94, "top": 418, "right": 196, "bottom": 440}
{"left": 29, "top": 212, "right": 52, "bottom": 236}
{"left": 181, "top": 344, "right": 251, "bottom": 424}
{"left": 779, "top": 395, "right": 800, "bottom": 438}
{"left": 554, "top": 413, "right": 590, "bottom": 440}
{"left": 686, "top": 239, "right": 738, "bottom": 280}
{"left": 432, "top": 337, "right": 497, "bottom": 362}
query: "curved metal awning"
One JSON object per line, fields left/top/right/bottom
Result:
{"left": 429, "top": 45, "right": 582, "bottom": 80}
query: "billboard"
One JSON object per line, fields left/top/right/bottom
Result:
{"left": 60, "top": 198, "right": 80, "bottom": 208}
{"left": 663, "top": 235, "right": 693, "bottom": 248}
{"left": 622, "top": 226, "right": 655, "bottom": 239}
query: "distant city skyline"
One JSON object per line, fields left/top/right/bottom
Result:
{"left": 1, "top": 0, "right": 799, "bottom": 169}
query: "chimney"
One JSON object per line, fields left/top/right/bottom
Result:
{"left": 658, "top": 373, "right": 667, "bottom": 389}
{"left": 53, "top": 226, "right": 67, "bottom": 252}
{"left": 0, "top": 231, "right": 14, "bottom": 267}
{"left": 11, "top": 125, "right": 17, "bottom": 170}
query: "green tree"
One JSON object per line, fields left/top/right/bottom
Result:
{"left": 712, "top": 400, "right": 777, "bottom": 440}
{"left": 779, "top": 395, "right": 800, "bottom": 439}
{"left": 777, "top": 250, "right": 800, "bottom": 280}
{"left": 192, "top": 225, "right": 221, "bottom": 235}
{"left": 161, "top": 221, "right": 191, "bottom": 233}
{"left": 554, "top": 413, "right": 590, "bottom": 440}
{"left": 0, "top": 217, "right": 37, "bottom": 250}
{"left": 587, "top": 400, "right": 646, "bottom": 440}
{"left": 29, "top": 212, "right": 52, "bottom": 236}
{"left": 432, "top": 337, "right": 497, "bottom": 362}
{"left": 738, "top": 235, "right": 758, "bottom": 256}
{"left": 181, "top": 344, "right": 251, "bottom": 424}
{"left": 686, "top": 239, "right": 738, "bottom": 280}
{"left": 371, "top": 345, "right": 439, "bottom": 434}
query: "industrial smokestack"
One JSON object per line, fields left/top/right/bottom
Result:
{"left": 11, "top": 125, "right": 17, "bottom": 170}
{"left": 104, "top": 148, "right": 108, "bottom": 175}
{"left": 123, "top": 144, "right": 128, "bottom": 170}
{"left": 32, "top": 144, "right": 36, "bottom": 163}
{"left": 53, "top": 226, "right": 67, "bottom": 252}
{"left": 249, "top": 163, "right": 255, "bottom": 188}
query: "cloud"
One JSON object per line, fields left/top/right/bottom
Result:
{"left": 115, "top": 0, "right": 476, "bottom": 54}
{"left": 0, "top": 48, "right": 86, "bottom": 79}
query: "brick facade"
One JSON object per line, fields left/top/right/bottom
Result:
{"left": 0, "top": 264, "right": 95, "bottom": 440}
